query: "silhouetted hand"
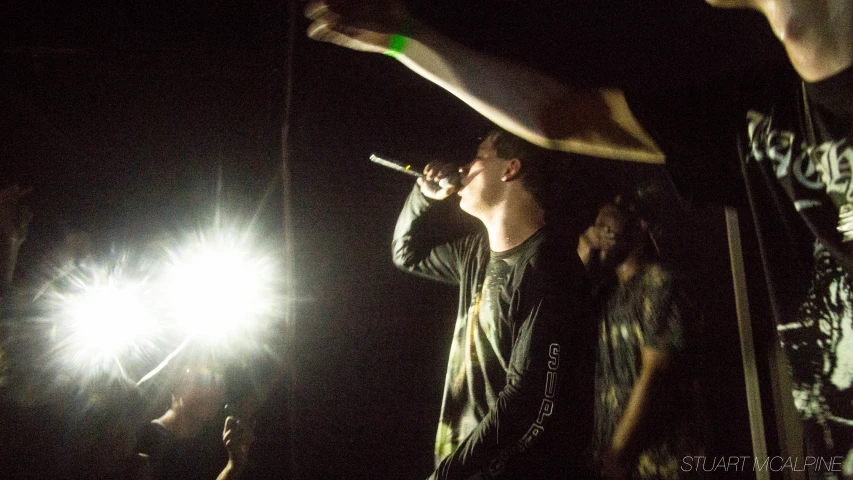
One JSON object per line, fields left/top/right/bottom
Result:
{"left": 305, "top": 0, "right": 411, "bottom": 55}
{"left": 222, "top": 416, "right": 255, "bottom": 473}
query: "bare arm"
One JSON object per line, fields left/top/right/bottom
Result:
{"left": 395, "top": 28, "right": 663, "bottom": 163}
{"left": 306, "top": 1, "right": 664, "bottom": 163}
{"left": 603, "top": 346, "right": 673, "bottom": 479}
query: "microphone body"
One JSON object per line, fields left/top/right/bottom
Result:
{"left": 369, "top": 153, "right": 460, "bottom": 189}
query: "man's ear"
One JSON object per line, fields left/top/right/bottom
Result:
{"left": 501, "top": 158, "right": 522, "bottom": 182}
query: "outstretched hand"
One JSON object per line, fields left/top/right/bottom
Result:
{"left": 305, "top": 0, "right": 411, "bottom": 55}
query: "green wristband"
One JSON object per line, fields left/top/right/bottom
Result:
{"left": 384, "top": 16, "right": 414, "bottom": 58}
{"left": 384, "top": 34, "right": 409, "bottom": 58}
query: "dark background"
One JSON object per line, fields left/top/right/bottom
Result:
{"left": 0, "top": 1, "right": 789, "bottom": 478}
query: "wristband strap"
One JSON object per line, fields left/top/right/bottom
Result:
{"left": 384, "top": 16, "right": 414, "bottom": 58}
{"left": 384, "top": 34, "right": 408, "bottom": 58}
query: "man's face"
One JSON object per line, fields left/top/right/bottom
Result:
{"left": 457, "top": 134, "right": 510, "bottom": 217}
{"left": 592, "top": 205, "right": 632, "bottom": 266}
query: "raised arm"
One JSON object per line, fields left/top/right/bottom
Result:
{"left": 392, "top": 162, "right": 473, "bottom": 284}
{"left": 305, "top": 0, "right": 665, "bottom": 164}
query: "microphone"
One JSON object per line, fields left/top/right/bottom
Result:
{"left": 369, "top": 153, "right": 460, "bottom": 189}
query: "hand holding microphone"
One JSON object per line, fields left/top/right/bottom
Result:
{"left": 418, "top": 161, "right": 460, "bottom": 200}
{"left": 369, "top": 154, "right": 460, "bottom": 200}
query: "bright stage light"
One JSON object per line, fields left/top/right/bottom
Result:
{"left": 33, "top": 220, "right": 283, "bottom": 388}
{"left": 45, "top": 260, "right": 159, "bottom": 379}
{"left": 64, "top": 283, "right": 152, "bottom": 354}
{"left": 160, "top": 229, "right": 281, "bottom": 343}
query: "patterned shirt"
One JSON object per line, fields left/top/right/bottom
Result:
{"left": 744, "top": 64, "right": 853, "bottom": 459}
{"left": 594, "top": 264, "right": 704, "bottom": 479}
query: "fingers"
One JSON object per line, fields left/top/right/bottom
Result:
{"left": 223, "top": 416, "right": 255, "bottom": 450}
{"left": 305, "top": 1, "right": 359, "bottom": 40}
{"left": 306, "top": 7, "right": 341, "bottom": 41}
{"left": 223, "top": 416, "right": 254, "bottom": 439}
{"left": 305, "top": 0, "right": 348, "bottom": 42}
{"left": 419, "top": 161, "right": 459, "bottom": 199}
{"left": 305, "top": 0, "right": 400, "bottom": 55}
{"left": 598, "top": 237, "right": 616, "bottom": 251}
{"left": 578, "top": 231, "right": 594, "bottom": 251}
{"left": 223, "top": 415, "right": 237, "bottom": 435}
{"left": 581, "top": 226, "right": 618, "bottom": 252}
{"left": 305, "top": 0, "right": 358, "bottom": 21}
{"left": 599, "top": 228, "right": 616, "bottom": 245}
{"left": 304, "top": 0, "right": 330, "bottom": 21}
{"left": 306, "top": 12, "right": 390, "bottom": 54}
{"left": 423, "top": 161, "right": 457, "bottom": 184}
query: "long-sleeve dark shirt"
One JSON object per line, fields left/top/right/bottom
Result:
{"left": 392, "top": 186, "right": 595, "bottom": 479}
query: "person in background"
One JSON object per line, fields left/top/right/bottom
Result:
{"left": 133, "top": 362, "right": 255, "bottom": 480}
{"left": 578, "top": 200, "right": 705, "bottom": 479}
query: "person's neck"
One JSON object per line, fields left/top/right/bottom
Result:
{"left": 755, "top": 0, "right": 852, "bottom": 81}
{"left": 481, "top": 198, "right": 545, "bottom": 252}
{"left": 155, "top": 408, "right": 202, "bottom": 439}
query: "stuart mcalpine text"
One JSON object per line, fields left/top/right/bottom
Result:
{"left": 681, "top": 456, "right": 843, "bottom": 473}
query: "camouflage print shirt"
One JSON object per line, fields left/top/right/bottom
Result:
{"left": 593, "top": 264, "right": 705, "bottom": 479}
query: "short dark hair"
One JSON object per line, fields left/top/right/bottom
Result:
{"left": 485, "top": 128, "right": 555, "bottom": 207}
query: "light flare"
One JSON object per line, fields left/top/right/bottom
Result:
{"left": 64, "top": 283, "right": 153, "bottom": 354}
{"left": 44, "top": 259, "right": 159, "bottom": 381}
{"left": 159, "top": 229, "right": 281, "bottom": 344}
{"left": 28, "top": 219, "right": 284, "bottom": 388}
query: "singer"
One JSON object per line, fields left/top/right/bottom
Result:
{"left": 391, "top": 128, "right": 595, "bottom": 479}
